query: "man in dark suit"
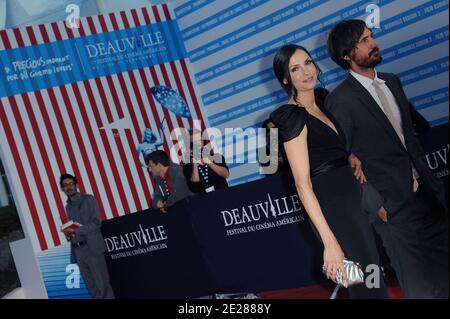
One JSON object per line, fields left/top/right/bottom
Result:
{"left": 60, "top": 173, "right": 115, "bottom": 299}
{"left": 147, "top": 150, "right": 193, "bottom": 212}
{"left": 325, "top": 19, "right": 448, "bottom": 298}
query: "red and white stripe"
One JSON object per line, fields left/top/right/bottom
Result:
{"left": 0, "top": 4, "right": 208, "bottom": 251}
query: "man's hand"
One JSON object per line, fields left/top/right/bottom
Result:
{"left": 201, "top": 156, "right": 212, "bottom": 165}
{"left": 192, "top": 156, "right": 201, "bottom": 165}
{"left": 377, "top": 206, "right": 388, "bottom": 222}
{"left": 348, "top": 153, "right": 367, "bottom": 184}
{"left": 156, "top": 200, "right": 165, "bottom": 209}
{"left": 62, "top": 227, "right": 76, "bottom": 236}
{"left": 156, "top": 200, "right": 167, "bottom": 213}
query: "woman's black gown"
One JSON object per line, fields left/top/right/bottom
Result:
{"left": 271, "top": 104, "right": 388, "bottom": 299}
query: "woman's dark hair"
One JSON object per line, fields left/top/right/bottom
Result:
{"left": 273, "top": 44, "right": 322, "bottom": 99}
{"left": 146, "top": 150, "right": 170, "bottom": 167}
{"left": 314, "top": 87, "right": 330, "bottom": 109}
{"left": 261, "top": 119, "right": 273, "bottom": 129}
{"left": 327, "top": 19, "right": 367, "bottom": 70}
{"left": 59, "top": 173, "right": 78, "bottom": 187}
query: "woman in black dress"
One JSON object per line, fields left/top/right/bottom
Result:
{"left": 270, "top": 44, "right": 388, "bottom": 298}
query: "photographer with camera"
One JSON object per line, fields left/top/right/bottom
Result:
{"left": 183, "top": 129, "right": 229, "bottom": 194}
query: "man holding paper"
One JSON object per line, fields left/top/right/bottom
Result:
{"left": 60, "top": 173, "right": 114, "bottom": 299}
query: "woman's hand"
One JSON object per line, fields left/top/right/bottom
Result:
{"left": 323, "top": 240, "right": 347, "bottom": 285}
{"left": 348, "top": 153, "right": 366, "bottom": 184}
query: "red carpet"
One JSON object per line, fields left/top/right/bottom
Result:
{"left": 259, "top": 279, "right": 404, "bottom": 299}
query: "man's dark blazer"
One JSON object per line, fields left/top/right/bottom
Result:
{"left": 65, "top": 193, "right": 106, "bottom": 264}
{"left": 325, "top": 72, "right": 446, "bottom": 217}
{"left": 152, "top": 163, "right": 193, "bottom": 209}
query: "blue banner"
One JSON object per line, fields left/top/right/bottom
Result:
{"left": 101, "top": 206, "right": 214, "bottom": 299}
{"left": 100, "top": 172, "right": 323, "bottom": 298}
{"left": 184, "top": 172, "right": 324, "bottom": 294}
{"left": 0, "top": 20, "right": 187, "bottom": 98}
{"left": 419, "top": 123, "right": 449, "bottom": 196}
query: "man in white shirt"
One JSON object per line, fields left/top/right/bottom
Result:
{"left": 325, "top": 19, "right": 448, "bottom": 298}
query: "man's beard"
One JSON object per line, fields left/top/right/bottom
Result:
{"left": 353, "top": 48, "right": 382, "bottom": 68}
{"left": 66, "top": 189, "right": 76, "bottom": 198}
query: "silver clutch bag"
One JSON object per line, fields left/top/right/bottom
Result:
{"left": 323, "top": 259, "right": 364, "bottom": 288}
{"left": 338, "top": 259, "right": 364, "bottom": 288}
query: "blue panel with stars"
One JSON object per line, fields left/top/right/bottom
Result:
{"left": 151, "top": 85, "right": 192, "bottom": 119}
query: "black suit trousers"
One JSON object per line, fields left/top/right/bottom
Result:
{"left": 372, "top": 184, "right": 449, "bottom": 299}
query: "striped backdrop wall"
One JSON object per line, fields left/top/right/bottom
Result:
{"left": 0, "top": 0, "right": 448, "bottom": 253}
{"left": 0, "top": 3, "right": 207, "bottom": 252}
{"left": 173, "top": 0, "right": 449, "bottom": 186}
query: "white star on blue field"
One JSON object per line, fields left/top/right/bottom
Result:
{"left": 151, "top": 86, "right": 192, "bottom": 119}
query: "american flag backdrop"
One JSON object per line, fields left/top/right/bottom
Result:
{"left": 0, "top": 4, "right": 207, "bottom": 252}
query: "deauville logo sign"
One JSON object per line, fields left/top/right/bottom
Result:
{"left": 84, "top": 31, "right": 166, "bottom": 59}
{"left": 104, "top": 223, "right": 168, "bottom": 260}
{"left": 220, "top": 193, "right": 305, "bottom": 236}
{"left": 425, "top": 143, "right": 449, "bottom": 178}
